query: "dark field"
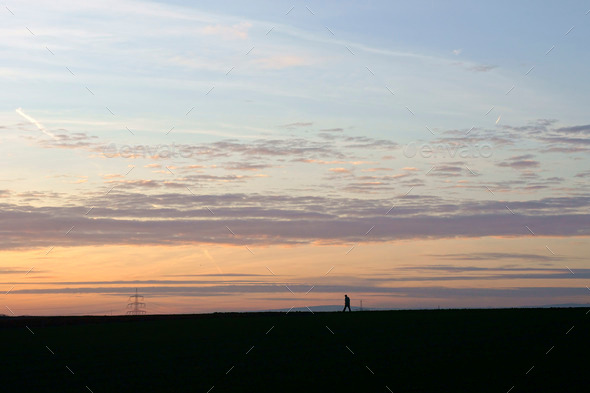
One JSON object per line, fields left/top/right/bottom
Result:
{"left": 1, "top": 308, "right": 589, "bottom": 392}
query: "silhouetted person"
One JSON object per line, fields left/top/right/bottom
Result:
{"left": 343, "top": 294, "right": 351, "bottom": 312}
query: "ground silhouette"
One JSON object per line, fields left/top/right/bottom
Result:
{"left": 1, "top": 308, "right": 588, "bottom": 392}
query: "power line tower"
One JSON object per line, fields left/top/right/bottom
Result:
{"left": 127, "top": 288, "right": 146, "bottom": 315}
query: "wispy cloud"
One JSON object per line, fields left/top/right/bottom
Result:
{"left": 200, "top": 21, "right": 251, "bottom": 39}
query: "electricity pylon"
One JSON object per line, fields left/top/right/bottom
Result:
{"left": 126, "top": 288, "right": 146, "bottom": 315}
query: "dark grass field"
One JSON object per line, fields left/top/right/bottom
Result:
{"left": 1, "top": 308, "right": 589, "bottom": 392}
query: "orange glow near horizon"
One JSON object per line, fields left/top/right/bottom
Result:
{"left": 2, "top": 236, "right": 589, "bottom": 316}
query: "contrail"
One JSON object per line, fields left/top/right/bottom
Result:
{"left": 15, "top": 107, "right": 56, "bottom": 139}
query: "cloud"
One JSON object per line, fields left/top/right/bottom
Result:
{"left": 9, "top": 284, "right": 589, "bottom": 301}
{"left": 221, "top": 162, "right": 274, "bottom": 171}
{"left": 279, "top": 122, "right": 313, "bottom": 129}
{"left": 452, "top": 49, "right": 462, "bottom": 55}
{"left": 429, "top": 165, "right": 466, "bottom": 177}
{"left": 255, "top": 55, "right": 311, "bottom": 70}
{"left": 1, "top": 192, "right": 589, "bottom": 250}
{"left": 554, "top": 124, "right": 590, "bottom": 135}
{"left": 497, "top": 155, "right": 540, "bottom": 169}
{"left": 0, "top": 267, "right": 43, "bottom": 275}
{"left": 425, "top": 253, "right": 564, "bottom": 262}
{"left": 467, "top": 64, "right": 497, "bottom": 72}
{"left": 201, "top": 22, "right": 251, "bottom": 39}
{"left": 329, "top": 167, "right": 351, "bottom": 174}
{"left": 361, "top": 168, "right": 393, "bottom": 172}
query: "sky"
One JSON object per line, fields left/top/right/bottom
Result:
{"left": 1, "top": 0, "right": 589, "bottom": 315}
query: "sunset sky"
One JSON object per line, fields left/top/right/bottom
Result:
{"left": 1, "top": 0, "right": 589, "bottom": 315}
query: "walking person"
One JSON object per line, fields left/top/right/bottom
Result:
{"left": 343, "top": 294, "right": 351, "bottom": 312}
